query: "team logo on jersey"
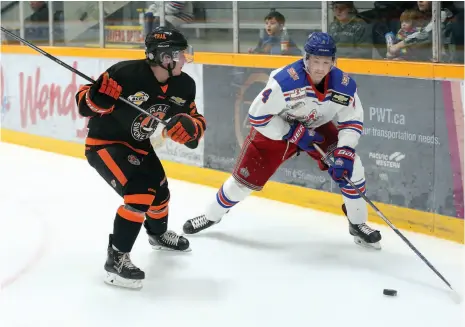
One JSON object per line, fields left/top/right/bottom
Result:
{"left": 341, "top": 73, "right": 350, "bottom": 86}
{"left": 128, "top": 91, "right": 149, "bottom": 105}
{"left": 127, "top": 154, "right": 141, "bottom": 165}
{"left": 305, "top": 109, "right": 319, "bottom": 122}
{"left": 169, "top": 96, "right": 186, "bottom": 106}
{"left": 330, "top": 92, "right": 350, "bottom": 106}
{"left": 287, "top": 67, "right": 299, "bottom": 81}
{"left": 289, "top": 87, "right": 307, "bottom": 101}
{"left": 283, "top": 109, "right": 320, "bottom": 126}
{"left": 131, "top": 104, "right": 169, "bottom": 141}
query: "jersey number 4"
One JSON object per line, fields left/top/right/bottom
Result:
{"left": 261, "top": 88, "right": 272, "bottom": 103}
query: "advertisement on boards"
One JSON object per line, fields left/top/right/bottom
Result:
{"left": 0, "top": 55, "right": 105, "bottom": 142}
{"left": 354, "top": 75, "right": 437, "bottom": 215}
{"left": 202, "top": 64, "right": 463, "bottom": 219}
{"left": 0, "top": 54, "right": 205, "bottom": 167}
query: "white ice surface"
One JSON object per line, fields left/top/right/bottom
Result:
{"left": 0, "top": 142, "right": 464, "bottom": 327}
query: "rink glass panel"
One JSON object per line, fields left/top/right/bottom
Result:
{"left": 2, "top": 1, "right": 462, "bottom": 63}
{"left": 0, "top": 1, "right": 20, "bottom": 44}
{"left": 0, "top": 1, "right": 66, "bottom": 46}
{"left": 100, "top": 1, "right": 235, "bottom": 53}
{"left": 57, "top": 1, "right": 101, "bottom": 47}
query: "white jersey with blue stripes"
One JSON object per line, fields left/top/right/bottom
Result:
{"left": 247, "top": 59, "right": 364, "bottom": 149}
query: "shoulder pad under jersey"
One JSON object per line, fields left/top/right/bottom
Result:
{"left": 328, "top": 66, "right": 357, "bottom": 97}
{"left": 272, "top": 59, "right": 308, "bottom": 92}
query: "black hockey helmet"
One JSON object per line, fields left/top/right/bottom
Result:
{"left": 145, "top": 27, "right": 193, "bottom": 69}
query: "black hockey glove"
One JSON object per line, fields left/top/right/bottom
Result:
{"left": 165, "top": 113, "right": 199, "bottom": 145}
{"left": 183, "top": 113, "right": 206, "bottom": 149}
{"left": 86, "top": 72, "right": 122, "bottom": 114}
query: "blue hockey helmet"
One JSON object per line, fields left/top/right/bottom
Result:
{"left": 304, "top": 32, "right": 337, "bottom": 59}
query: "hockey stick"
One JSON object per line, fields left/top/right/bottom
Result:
{"left": 0, "top": 27, "right": 167, "bottom": 126}
{"left": 312, "top": 143, "right": 461, "bottom": 302}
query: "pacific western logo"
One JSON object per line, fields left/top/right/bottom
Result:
{"left": 369, "top": 151, "right": 406, "bottom": 170}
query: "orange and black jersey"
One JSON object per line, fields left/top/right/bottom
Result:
{"left": 76, "top": 59, "right": 206, "bottom": 154}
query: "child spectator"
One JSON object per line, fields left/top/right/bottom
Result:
{"left": 248, "top": 11, "right": 301, "bottom": 56}
{"left": 386, "top": 9, "right": 421, "bottom": 60}
{"left": 387, "top": 1, "right": 458, "bottom": 61}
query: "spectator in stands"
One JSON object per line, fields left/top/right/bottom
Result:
{"left": 387, "top": 1, "right": 458, "bottom": 61}
{"left": 386, "top": 1, "right": 431, "bottom": 60}
{"left": 144, "top": 1, "right": 194, "bottom": 35}
{"left": 439, "top": 1, "right": 463, "bottom": 63}
{"left": 24, "top": 1, "right": 64, "bottom": 44}
{"left": 248, "top": 11, "right": 301, "bottom": 56}
{"left": 27, "top": 1, "right": 48, "bottom": 22}
{"left": 444, "top": 8, "right": 464, "bottom": 63}
{"left": 356, "top": 2, "right": 417, "bottom": 59}
{"left": 386, "top": 9, "right": 422, "bottom": 60}
{"left": 328, "top": 1, "right": 372, "bottom": 59}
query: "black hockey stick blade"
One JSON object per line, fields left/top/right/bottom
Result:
{"left": 312, "top": 143, "right": 460, "bottom": 301}
{"left": 0, "top": 27, "right": 167, "bottom": 126}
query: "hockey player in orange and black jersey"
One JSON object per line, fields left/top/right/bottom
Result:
{"left": 75, "top": 27, "right": 206, "bottom": 289}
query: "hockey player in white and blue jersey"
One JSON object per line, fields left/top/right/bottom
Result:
{"left": 183, "top": 32, "right": 382, "bottom": 249}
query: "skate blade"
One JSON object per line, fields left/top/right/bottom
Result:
{"left": 150, "top": 244, "right": 192, "bottom": 252}
{"left": 353, "top": 236, "right": 382, "bottom": 250}
{"left": 182, "top": 230, "right": 204, "bottom": 236}
{"left": 182, "top": 219, "right": 222, "bottom": 236}
{"left": 104, "top": 272, "right": 143, "bottom": 289}
{"left": 181, "top": 230, "right": 197, "bottom": 236}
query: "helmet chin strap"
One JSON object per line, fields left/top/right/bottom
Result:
{"left": 160, "top": 61, "right": 176, "bottom": 77}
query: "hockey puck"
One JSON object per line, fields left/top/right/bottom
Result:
{"left": 383, "top": 289, "right": 397, "bottom": 296}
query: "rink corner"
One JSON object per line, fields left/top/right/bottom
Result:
{"left": 1, "top": 128, "right": 463, "bottom": 244}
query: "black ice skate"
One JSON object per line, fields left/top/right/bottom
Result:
{"left": 342, "top": 204, "right": 382, "bottom": 250}
{"left": 104, "top": 234, "right": 145, "bottom": 289}
{"left": 144, "top": 223, "right": 191, "bottom": 252}
{"left": 183, "top": 214, "right": 220, "bottom": 235}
